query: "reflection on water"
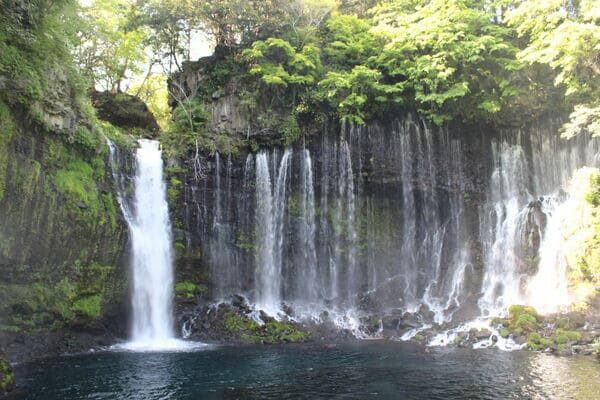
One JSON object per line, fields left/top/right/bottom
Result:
{"left": 9, "top": 342, "right": 600, "bottom": 400}
{"left": 526, "top": 353, "right": 600, "bottom": 400}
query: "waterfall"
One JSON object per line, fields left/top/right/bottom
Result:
{"left": 254, "top": 149, "right": 292, "bottom": 312}
{"left": 476, "top": 129, "right": 600, "bottom": 319}
{"left": 299, "top": 149, "right": 318, "bottom": 303}
{"left": 478, "top": 142, "right": 532, "bottom": 316}
{"left": 183, "top": 116, "right": 599, "bottom": 341}
{"left": 108, "top": 139, "right": 202, "bottom": 351}
{"left": 128, "top": 140, "right": 174, "bottom": 344}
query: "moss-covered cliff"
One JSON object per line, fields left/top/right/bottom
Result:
{"left": 0, "top": 2, "right": 134, "bottom": 364}
{"left": 0, "top": 97, "right": 129, "bottom": 360}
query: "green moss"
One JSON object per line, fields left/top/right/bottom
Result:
{"left": 504, "top": 305, "right": 540, "bottom": 336}
{"left": 527, "top": 332, "right": 554, "bottom": 351}
{"left": 414, "top": 334, "right": 425, "bottom": 342}
{"left": 554, "top": 329, "right": 581, "bottom": 345}
{"left": 287, "top": 194, "right": 301, "bottom": 216}
{"left": 168, "top": 176, "right": 183, "bottom": 205}
{"left": 235, "top": 232, "right": 256, "bottom": 252}
{"left": 499, "top": 328, "right": 510, "bottom": 338}
{"left": 261, "top": 320, "right": 308, "bottom": 344}
{"left": 0, "top": 356, "right": 14, "bottom": 394}
{"left": 225, "top": 312, "right": 260, "bottom": 333}
{"left": 222, "top": 311, "right": 308, "bottom": 344}
{"left": 54, "top": 160, "right": 101, "bottom": 212}
{"left": 526, "top": 328, "right": 581, "bottom": 351}
{"left": 0, "top": 263, "right": 117, "bottom": 331}
{"left": 74, "top": 125, "right": 101, "bottom": 151}
{"left": 593, "top": 339, "right": 600, "bottom": 354}
{"left": 175, "top": 281, "right": 200, "bottom": 299}
{"left": 72, "top": 294, "right": 102, "bottom": 318}
{"left": 103, "top": 193, "right": 118, "bottom": 230}
{"left": 0, "top": 100, "right": 16, "bottom": 202}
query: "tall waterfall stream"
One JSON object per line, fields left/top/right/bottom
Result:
{"left": 108, "top": 139, "right": 203, "bottom": 351}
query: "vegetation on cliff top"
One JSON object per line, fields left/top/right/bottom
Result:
{"left": 8, "top": 0, "right": 588, "bottom": 155}
{"left": 92, "top": 0, "right": 596, "bottom": 156}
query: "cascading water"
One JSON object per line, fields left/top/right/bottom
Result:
{"left": 181, "top": 116, "right": 599, "bottom": 345}
{"left": 108, "top": 139, "right": 203, "bottom": 351}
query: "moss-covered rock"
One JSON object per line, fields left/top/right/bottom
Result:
{"left": 222, "top": 311, "right": 309, "bottom": 344}
{"left": 495, "top": 305, "right": 540, "bottom": 337}
{"left": 175, "top": 281, "right": 205, "bottom": 300}
{"left": 181, "top": 303, "right": 310, "bottom": 344}
{"left": 91, "top": 90, "right": 159, "bottom": 136}
{"left": 0, "top": 353, "right": 14, "bottom": 396}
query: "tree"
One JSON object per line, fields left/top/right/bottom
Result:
{"left": 506, "top": 0, "right": 600, "bottom": 136}
{"left": 132, "top": 0, "right": 196, "bottom": 74}
{"left": 128, "top": 73, "right": 170, "bottom": 128}
{"left": 243, "top": 37, "right": 322, "bottom": 106}
{"left": 75, "top": 0, "right": 148, "bottom": 92}
{"left": 372, "top": 0, "right": 521, "bottom": 124}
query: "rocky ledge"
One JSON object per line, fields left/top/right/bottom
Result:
{"left": 176, "top": 295, "right": 600, "bottom": 357}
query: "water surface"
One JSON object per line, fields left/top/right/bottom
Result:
{"left": 10, "top": 342, "right": 600, "bottom": 399}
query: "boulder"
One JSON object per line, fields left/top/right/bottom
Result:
{"left": 90, "top": 90, "right": 160, "bottom": 136}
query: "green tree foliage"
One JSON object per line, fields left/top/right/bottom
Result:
{"left": 372, "top": 0, "right": 521, "bottom": 124}
{"left": 317, "top": 13, "right": 400, "bottom": 123}
{"left": 244, "top": 38, "right": 321, "bottom": 91}
{"left": 128, "top": 74, "right": 171, "bottom": 129}
{"left": 0, "top": 0, "right": 83, "bottom": 104}
{"left": 506, "top": 0, "right": 600, "bottom": 136}
{"left": 132, "top": 0, "right": 195, "bottom": 73}
{"left": 76, "top": 0, "right": 148, "bottom": 92}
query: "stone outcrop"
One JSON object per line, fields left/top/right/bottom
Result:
{"left": 91, "top": 90, "right": 160, "bottom": 136}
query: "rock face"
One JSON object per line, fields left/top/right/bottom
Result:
{"left": 0, "top": 101, "right": 128, "bottom": 363}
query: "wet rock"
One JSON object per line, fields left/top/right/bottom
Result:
{"left": 398, "top": 313, "right": 421, "bottom": 330}
{"left": 230, "top": 294, "right": 250, "bottom": 312}
{"left": 417, "top": 305, "right": 436, "bottom": 322}
{"left": 360, "top": 316, "right": 381, "bottom": 335}
{"left": 572, "top": 345, "right": 595, "bottom": 356}
{"left": 281, "top": 303, "right": 294, "bottom": 317}
{"left": 454, "top": 332, "right": 470, "bottom": 347}
{"left": 471, "top": 328, "right": 491, "bottom": 341}
{"left": 381, "top": 316, "right": 400, "bottom": 330}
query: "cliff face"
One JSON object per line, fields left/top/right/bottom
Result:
{"left": 0, "top": 99, "right": 129, "bottom": 362}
